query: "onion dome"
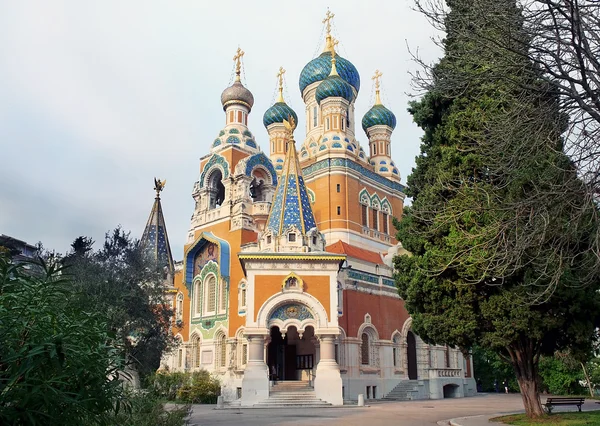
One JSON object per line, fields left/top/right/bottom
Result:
{"left": 362, "top": 69, "right": 396, "bottom": 132}
{"left": 263, "top": 67, "right": 298, "bottom": 128}
{"left": 362, "top": 104, "right": 397, "bottom": 131}
{"left": 299, "top": 51, "right": 360, "bottom": 94}
{"left": 221, "top": 80, "right": 254, "bottom": 111}
{"left": 263, "top": 102, "right": 298, "bottom": 128}
{"left": 315, "top": 53, "right": 354, "bottom": 105}
{"left": 221, "top": 47, "right": 254, "bottom": 111}
{"left": 316, "top": 74, "right": 354, "bottom": 105}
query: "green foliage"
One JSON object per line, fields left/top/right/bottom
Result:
{"left": 472, "top": 346, "right": 518, "bottom": 392}
{"left": 63, "top": 227, "right": 176, "bottom": 381}
{"left": 104, "top": 389, "right": 190, "bottom": 426}
{"left": 397, "top": 0, "right": 600, "bottom": 417}
{"left": 150, "top": 371, "right": 221, "bottom": 404}
{"left": 0, "top": 253, "right": 125, "bottom": 425}
{"left": 492, "top": 411, "right": 600, "bottom": 425}
{"left": 538, "top": 354, "right": 584, "bottom": 395}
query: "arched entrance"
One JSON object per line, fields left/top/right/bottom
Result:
{"left": 267, "top": 325, "right": 315, "bottom": 382}
{"left": 407, "top": 331, "right": 418, "bottom": 380}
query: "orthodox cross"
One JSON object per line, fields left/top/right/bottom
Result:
{"left": 233, "top": 47, "right": 244, "bottom": 81}
{"left": 276, "top": 67, "right": 286, "bottom": 102}
{"left": 372, "top": 70, "right": 383, "bottom": 104}
{"left": 323, "top": 10, "right": 335, "bottom": 35}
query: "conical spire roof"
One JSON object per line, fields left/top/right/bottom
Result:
{"left": 141, "top": 178, "right": 174, "bottom": 274}
{"left": 265, "top": 120, "right": 317, "bottom": 236}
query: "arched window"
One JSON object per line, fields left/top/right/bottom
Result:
{"left": 392, "top": 334, "right": 402, "bottom": 368}
{"left": 176, "top": 293, "right": 184, "bottom": 321}
{"left": 219, "top": 278, "right": 227, "bottom": 313}
{"left": 208, "top": 169, "right": 225, "bottom": 209}
{"left": 194, "top": 281, "right": 202, "bottom": 317}
{"left": 361, "top": 333, "right": 370, "bottom": 365}
{"left": 236, "top": 329, "right": 248, "bottom": 369}
{"left": 216, "top": 333, "right": 227, "bottom": 368}
{"left": 204, "top": 275, "right": 217, "bottom": 315}
{"left": 192, "top": 335, "right": 201, "bottom": 368}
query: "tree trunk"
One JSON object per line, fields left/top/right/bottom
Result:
{"left": 508, "top": 343, "right": 545, "bottom": 418}
{"left": 581, "top": 362, "right": 594, "bottom": 398}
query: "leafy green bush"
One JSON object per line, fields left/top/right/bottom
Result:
{"left": 103, "top": 389, "right": 190, "bottom": 426}
{"left": 0, "top": 255, "right": 125, "bottom": 425}
{"left": 150, "top": 370, "right": 221, "bottom": 404}
{"left": 538, "top": 354, "right": 585, "bottom": 395}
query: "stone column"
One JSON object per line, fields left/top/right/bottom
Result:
{"left": 314, "top": 334, "right": 343, "bottom": 405}
{"left": 241, "top": 333, "right": 269, "bottom": 406}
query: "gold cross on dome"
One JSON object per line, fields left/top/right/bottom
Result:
{"left": 323, "top": 10, "right": 335, "bottom": 35}
{"left": 276, "top": 67, "right": 286, "bottom": 102}
{"left": 277, "top": 67, "right": 286, "bottom": 89}
{"left": 233, "top": 47, "right": 245, "bottom": 80}
{"left": 372, "top": 69, "right": 383, "bottom": 90}
{"left": 372, "top": 70, "right": 383, "bottom": 105}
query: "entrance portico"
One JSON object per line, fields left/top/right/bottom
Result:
{"left": 240, "top": 286, "right": 344, "bottom": 406}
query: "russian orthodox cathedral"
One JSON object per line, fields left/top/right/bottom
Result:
{"left": 142, "top": 12, "right": 476, "bottom": 406}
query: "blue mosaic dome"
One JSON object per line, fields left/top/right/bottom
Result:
{"left": 299, "top": 52, "right": 360, "bottom": 94}
{"left": 361, "top": 104, "right": 397, "bottom": 132}
{"left": 263, "top": 102, "right": 298, "bottom": 128}
{"left": 315, "top": 75, "right": 354, "bottom": 105}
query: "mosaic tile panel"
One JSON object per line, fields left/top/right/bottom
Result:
{"left": 199, "top": 154, "right": 230, "bottom": 188}
{"left": 270, "top": 303, "right": 314, "bottom": 321}
{"left": 244, "top": 152, "right": 278, "bottom": 186}
{"left": 348, "top": 269, "right": 379, "bottom": 284}
{"left": 302, "top": 158, "right": 405, "bottom": 192}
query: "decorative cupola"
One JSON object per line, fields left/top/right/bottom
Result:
{"left": 260, "top": 118, "right": 325, "bottom": 253}
{"left": 211, "top": 47, "right": 259, "bottom": 154}
{"left": 299, "top": 11, "right": 360, "bottom": 145}
{"left": 263, "top": 67, "right": 298, "bottom": 173}
{"left": 141, "top": 178, "right": 175, "bottom": 278}
{"left": 362, "top": 70, "right": 400, "bottom": 181}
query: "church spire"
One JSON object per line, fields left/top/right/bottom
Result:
{"left": 265, "top": 117, "right": 317, "bottom": 238}
{"left": 141, "top": 178, "right": 175, "bottom": 274}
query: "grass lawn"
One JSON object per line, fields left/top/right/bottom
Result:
{"left": 492, "top": 411, "right": 600, "bottom": 425}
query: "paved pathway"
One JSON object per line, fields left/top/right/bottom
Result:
{"left": 187, "top": 394, "right": 599, "bottom": 426}
{"left": 186, "top": 393, "right": 522, "bottom": 426}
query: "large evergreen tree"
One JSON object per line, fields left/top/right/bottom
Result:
{"left": 396, "top": 0, "right": 600, "bottom": 417}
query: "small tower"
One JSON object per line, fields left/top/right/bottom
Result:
{"left": 362, "top": 70, "right": 400, "bottom": 181}
{"left": 141, "top": 178, "right": 175, "bottom": 277}
{"left": 263, "top": 67, "right": 298, "bottom": 174}
{"left": 315, "top": 39, "right": 355, "bottom": 144}
{"left": 259, "top": 117, "right": 324, "bottom": 253}
{"left": 210, "top": 47, "right": 259, "bottom": 154}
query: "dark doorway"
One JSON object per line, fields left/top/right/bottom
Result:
{"left": 443, "top": 384, "right": 459, "bottom": 398}
{"left": 267, "top": 326, "right": 298, "bottom": 381}
{"left": 407, "top": 331, "right": 418, "bottom": 380}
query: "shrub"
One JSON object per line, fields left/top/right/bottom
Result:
{"left": 150, "top": 370, "right": 221, "bottom": 404}
{"left": 102, "top": 389, "right": 190, "bottom": 426}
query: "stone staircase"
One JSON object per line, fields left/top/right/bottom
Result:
{"left": 382, "top": 380, "right": 419, "bottom": 401}
{"left": 253, "top": 381, "right": 332, "bottom": 407}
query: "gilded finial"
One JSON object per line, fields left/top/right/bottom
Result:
{"left": 372, "top": 70, "right": 383, "bottom": 105}
{"left": 154, "top": 178, "right": 166, "bottom": 198}
{"left": 322, "top": 10, "right": 336, "bottom": 53}
{"left": 283, "top": 115, "right": 297, "bottom": 139}
{"left": 233, "top": 47, "right": 245, "bottom": 82}
{"left": 276, "top": 67, "right": 286, "bottom": 103}
{"left": 329, "top": 38, "right": 340, "bottom": 77}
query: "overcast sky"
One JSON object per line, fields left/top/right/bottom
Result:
{"left": 0, "top": 0, "right": 441, "bottom": 259}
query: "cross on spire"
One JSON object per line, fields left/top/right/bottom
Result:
{"left": 277, "top": 66, "right": 286, "bottom": 102}
{"left": 233, "top": 47, "right": 245, "bottom": 82}
{"left": 372, "top": 69, "right": 383, "bottom": 105}
{"left": 323, "top": 10, "right": 335, "bottom": 35}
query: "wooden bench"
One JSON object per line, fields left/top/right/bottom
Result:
{"left": 544, "top": 397, "right": 585, "bottom": 413}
